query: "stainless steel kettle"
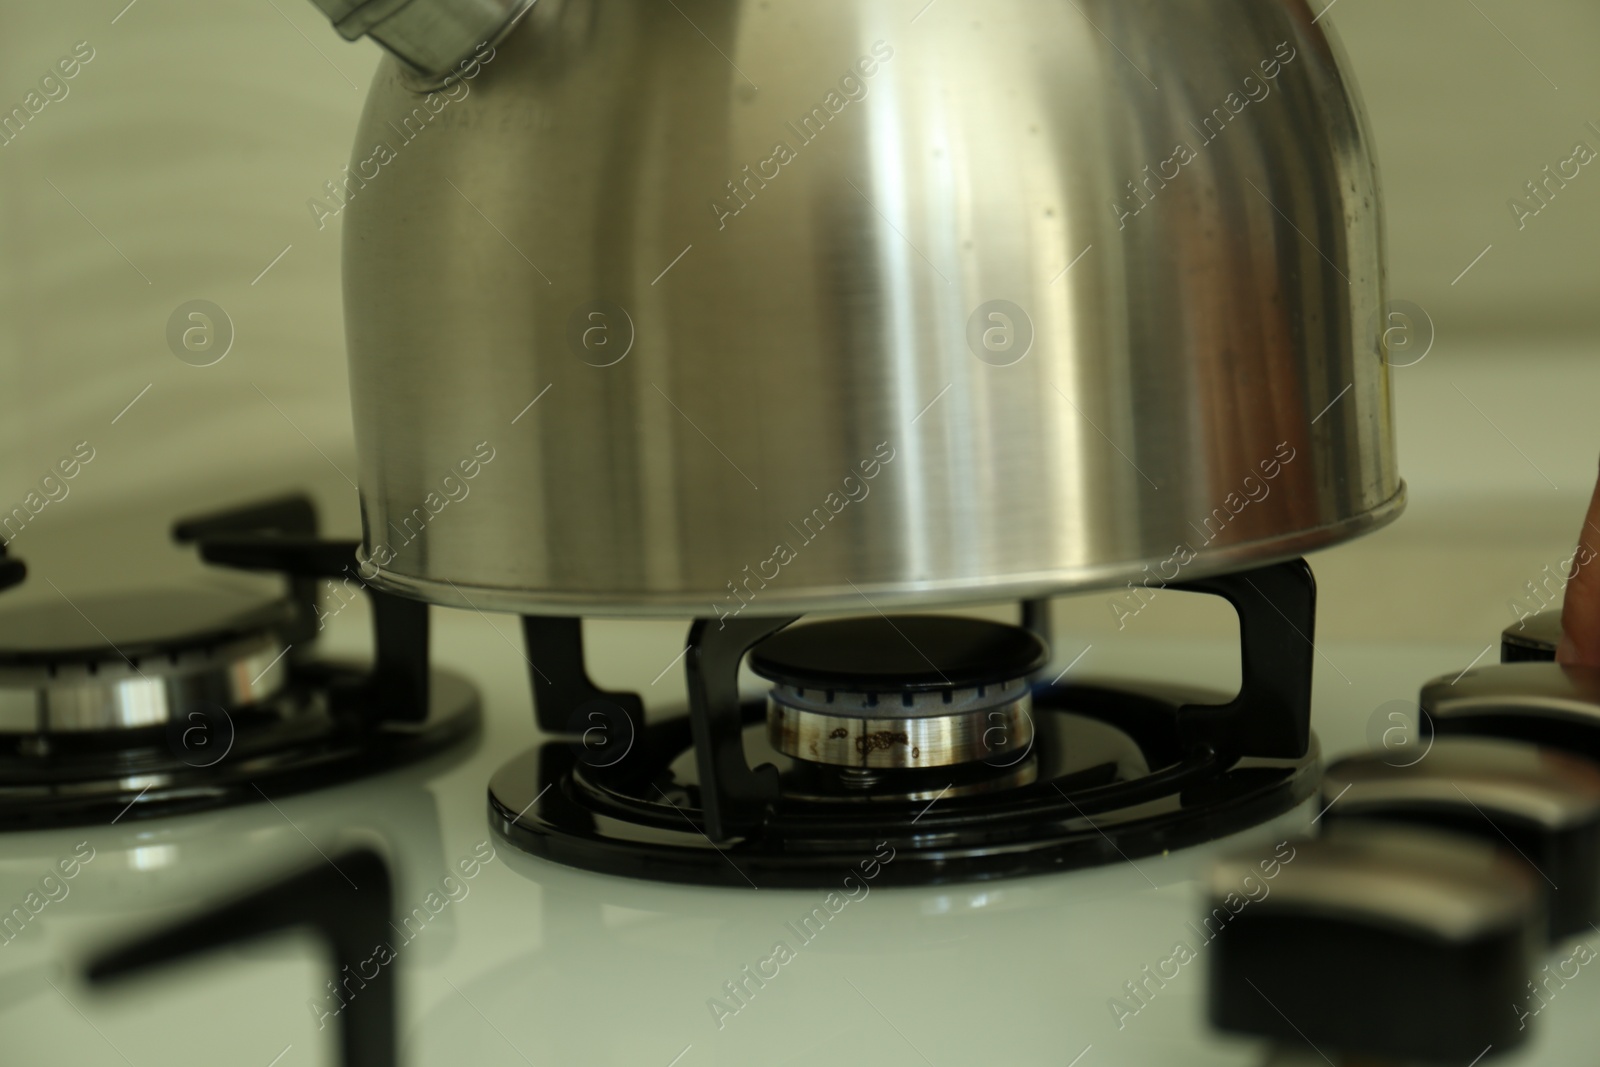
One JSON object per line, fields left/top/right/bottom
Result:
{"left": 312, "top": 0, "right": 1401, "bottom": 618}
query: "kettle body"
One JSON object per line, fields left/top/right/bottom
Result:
{"left": 340, "top": 0, "right": 1399, "bottom": 617}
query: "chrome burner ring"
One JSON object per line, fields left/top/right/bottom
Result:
{"left": 0, "top": 631, "right": 289, "bottom": 734}
{"left": 766, "top": 677, "right": 1034, "bottom": 770}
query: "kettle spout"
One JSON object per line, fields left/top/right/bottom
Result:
{"left": 306, "top": 0, "right": 534, "bottom": 80}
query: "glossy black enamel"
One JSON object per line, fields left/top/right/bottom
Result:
{"left": 748, "top": 615, "right": 1048, "bottom": 692}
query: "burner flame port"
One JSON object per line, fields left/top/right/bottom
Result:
{"left": 748, "top": 615, "right": 1048, "bottom": 771}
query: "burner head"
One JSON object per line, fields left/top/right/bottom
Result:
{"left": 493, "top": 559, "right": 1319, "bottom": 887}
{"left": 749, "top": 617, "right": 1048, "bottom": 770}
{"left": 0, "top": 587, "right": 293, "bottom": 734}
{"left": 0, "top": 497, "right": 486, "bottom": 829}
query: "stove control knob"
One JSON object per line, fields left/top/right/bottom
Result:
{"left": 1322, "top": 738, "right": 1600, "bottom": 941}
{"left": 0, "top": 545, "right": 22, "bottom": 592}
{"left": 1503, "top": 610, "right": 1563, "bottom": 662}
{"left": 1208, "top": 826, "right": 1539, "bottom": 1063}
{"left": 1423, "top": 663, "right": 1600, "bottom": 764}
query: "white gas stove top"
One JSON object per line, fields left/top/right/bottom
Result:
{"left": 3, "top": 595, "right": 1590, "bottom": 1067}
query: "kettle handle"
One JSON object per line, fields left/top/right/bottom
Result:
{"left": 307, "top": 0, "right": 534, "bottom": 81}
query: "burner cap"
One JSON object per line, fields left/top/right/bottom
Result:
{"left": 0, "top": 587, "right": 291, "bottom": 669}
{"left": 748, "top": 616, "right": 1048, "bottom": 693}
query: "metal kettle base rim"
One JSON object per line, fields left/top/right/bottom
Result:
{"left": 356, "top": 483, "right": 1407, "bottom": 617}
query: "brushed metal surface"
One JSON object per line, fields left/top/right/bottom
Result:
{"left": 341, "top": 0, "right": 1401, "bottom": 616}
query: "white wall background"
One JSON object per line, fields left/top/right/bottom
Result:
{"left": 1334, "top": 0, "right": 1600, "bottom": 336}
{"left": 1, "top": 0, "right": 380, "bottom": 589}
{"left": 0, "top": 0, "right": 1597, "bottom": 639}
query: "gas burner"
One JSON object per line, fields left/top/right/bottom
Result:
{"left": 751, "top": 616, "right": 1047, "bottom": 772}
{"left": 0, "top": 587, "right": 293, "bottom": 736}
{"left": 0, "top": 496, "right": 479, "bottom": 829}
{"left": 490, "top": 560, "right": 1323, "bottom": 887}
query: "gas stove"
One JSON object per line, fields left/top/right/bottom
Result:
{"left": 4, "top": 492, "right": 1599, "bottom": 1067}
{"left": 490, "top": 559, "right": 1320, "bottom": 889}
{"left": 0, "top": 496, "right": 479, "bottom": 830}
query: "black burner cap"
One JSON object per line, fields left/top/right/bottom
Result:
{"left": 0, "top": 586, "right": 292, "bottom": 669}
{"left": 748, "top": 616, "right": 1048, "bottom": 693}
